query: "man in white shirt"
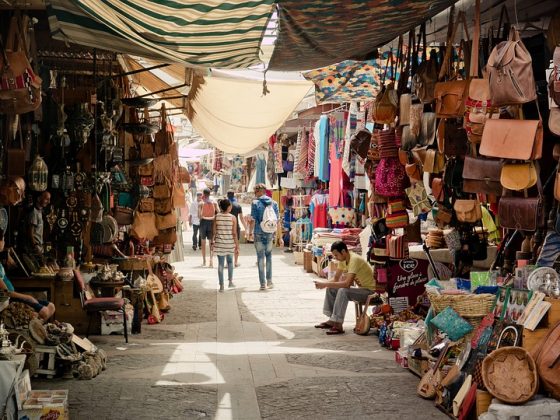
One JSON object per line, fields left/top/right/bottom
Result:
{"left": 189, "top": 191, "right": 202, "bottom": 251}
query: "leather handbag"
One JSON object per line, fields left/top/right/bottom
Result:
{"left": 405, "top": 163, "right": 422, "bottom": 181}
{"left": 437, "top": 118, "right": 469, "bottom": 157}
{"left": 139, "top": 142, "right": 154, "bottom": 159}
{"left": 0, "top": 16, "right": 42, "bottom": 115}
{"left": 462, "top": 156, "right": 503, "bottom": 196}
{"left": 399, "top": 93, "right": 411, "bottom": 125}
{"left": 131, "top": 211, "right": 158, "bottom": 240}
{"left": 155, "top": 198, "right": 173, "bottom": 214}
{"left": 156, "top": 212, "right": 177, "bottom": 231}
{"left": 464, "top": 78, "right": 498, "bottom": 144}
{"left": 139, "top": 198, "right": 155, "bottom": 212}
{"left": 153, "top": 183, "right": 171, "bottom": 199}
{"left": 401, "top": 125, "right": 418, "bottom": 151}
{"left": 350, "top": 129, "right": 372, "bottom": 160}
{"left": 431, "top": 178, "right": 445, "bottom": 202}
{"left": 412, "top": 24, "right": 438, "bottom": 104}
{"left": 371, "top": 82, "right": 398, "bottom": 124}
{"left": 500, "top": 162, "right": 537, "bottom": 191}
{"left": 487, "top": 27, "right": 537, "bottom": 106}
{"left": 434, "top": 11, "right": 470, "bottom": 118}
{"left": 155, "top": 104, "right": 173, "bottom": 156}
{"left": 423, "top": 149, "right": 445, "bottom": 174}
{"left": 550, "top": 107, "right": 560, "bottom": 137}
{"left": 137, "top": 162, "right": 154, "bottom": 176}
{"left": 419, "top": 112, "right": 437, "bottom": 147}
{"left": 454, "top": 199, "right": 482, "bottom": 223}
{"left": 444, "top": 158, "right": 464, "bottom": 190}
{"left": 479, "top": 118, "right": 543, "bottom": 160}
{"left": 114, "top": 206, "right": 134, "bottom": 225}
{"left": 153, "top": 228, "right": 178, "bottom": 246}
{"left": 172, "top": 182, "right": 186, "bottom": 208}
{"left": 498, "top": 173, "right": 544, "bottom": 231}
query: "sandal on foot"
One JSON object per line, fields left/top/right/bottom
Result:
{"left": 326, "top": 327, "right": 345, "bottom": 335}
{"left": 314, "top": 322, "right": 332, "bottom": 329}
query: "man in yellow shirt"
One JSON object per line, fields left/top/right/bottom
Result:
{"left": 314, "top": 241, "right": 375, "bottom": 335}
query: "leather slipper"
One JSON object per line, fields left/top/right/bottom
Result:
{"left": 314, "top": 322, "right": 332, "bottom": 329}
{"left": 326, "top": 327, "right": 345, "bottom": 335}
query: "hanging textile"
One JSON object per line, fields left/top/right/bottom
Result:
{"left": 267, "top": 149, "right": 277, "bottom": 188}
{"left": 342, "top": 102, "right": 359, "bottom": 176}
{"left": 318, "top": 115, "right": 330, "bottom": 182}
{"left": 213, "top": 149, "right": 223, "bottom": 172}
{"left": 47, "top": 0, "right": 275, "bottom": 69}
{"left": 255, "top": 153, "right": 267, "bottom": 185}
{"left": 294, "top": 128, "right": 308, "bottom": 179}
{"left": 274, "top": 140, "right": 284, "bottom": 174}
{"left": 268, "top": 0, "right": 452, "bottom": 71}
{"left": 306, "top": 124, "right": 316, "bottom": 181}
{"left": 310, "top": 193, "right": 328, "bottom": 229}
{"left": 329, "top": 113, "right": 345, "bottom": 207}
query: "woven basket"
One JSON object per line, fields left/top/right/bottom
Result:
{"left": 428, "top": 293, "right": 495, "bottom": 318}
{"left": 482, "top": 346, "right": 538, "bottom": 404}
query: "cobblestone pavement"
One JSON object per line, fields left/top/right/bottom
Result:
{"left": 34, "top": 231, "right": 446, "bottom": 420}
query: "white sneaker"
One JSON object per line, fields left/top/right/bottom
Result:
{"left": 266, "top": 281, "right": 274, "bottom": 289}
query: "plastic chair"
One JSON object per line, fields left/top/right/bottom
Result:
{"left": 73, "top": 270, "right": 128, "bottom": 343}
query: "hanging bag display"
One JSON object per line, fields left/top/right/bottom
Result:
{"left": 454, "top": 199, "right": 482, "bottom": 223}
{"left": 412, "top": 23, "right": 438, "bottom": 104}
{"left": 462, "top": 156, "right": 503, "bottom": 196}
{"left": 500, "top": 162, "right": 537, "bottom": 191}
{"left": 156, "top": 212, "right": 177, "bottom": 231}
{"left": 487, "top": 27, "right": 537, "bottom": 106}
{"left": 0, "top": 16, "right": 42, "bottom": 115}
{"left": 131, "top": 209, "right": 158, "bottom": 240}
{"left": 155, "top": 104, "right": 173, "bottom": 156}
{"left": 371, "top": 50, "right": 398, "bottom": 124}
{"left": 437, "top": 118, "right": 469, "bottom": 158}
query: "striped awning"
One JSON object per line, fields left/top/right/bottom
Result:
{"left": 47, "top": 0, "right": 275, "bottom": 69}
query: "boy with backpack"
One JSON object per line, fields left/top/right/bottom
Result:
{"left": 251, "top": 183, "right": 279, "bottom": 290}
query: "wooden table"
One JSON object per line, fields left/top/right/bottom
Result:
{"left": 9, "top": 276, "right": 56, "bottom": 302}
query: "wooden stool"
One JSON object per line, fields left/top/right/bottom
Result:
{"left": 34, "top": 345, "right": 58, "bottom": 378}
{"left": 353, "top": 294, "right": 379, "bottom": 323}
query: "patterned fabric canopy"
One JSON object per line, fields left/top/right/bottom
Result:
{"left": 269, "top": 0, "right": 456, "bottom": 71}
{"left": 47, "top": 0, "right": 274, "bottom": 69}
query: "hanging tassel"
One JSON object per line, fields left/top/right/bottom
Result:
{"left": 262, "top": 69, "right": 270, "bottom": 96}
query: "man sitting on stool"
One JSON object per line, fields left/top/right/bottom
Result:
{"left": 314, "top": 241, "right": 374, "bottom": 335}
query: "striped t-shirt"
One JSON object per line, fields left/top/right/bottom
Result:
{"left": 214, "top": 213, "right": 235, "bottom": 256}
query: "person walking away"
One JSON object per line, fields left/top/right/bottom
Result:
{"left": 251, "top": 183, "right": 279, "bottom": 290}
{"left": 211, "top": 199, "right": 239, "bottom": 292}
{"left": 314, "top": 241, "right": 375, "bottom": 335}
{"left": 227, "top": 189, "right": 247, "bottom": 267}
{"left": 199, "top": 188, "right": 218, "bottom": 267}
{"left": 189, "top": 191, "right": 203, "bottom": 250}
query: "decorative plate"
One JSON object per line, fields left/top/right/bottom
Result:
{"left": 527, "top": 267, "right": 559, "bottom": 292}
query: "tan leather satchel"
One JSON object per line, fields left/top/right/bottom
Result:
{"left": 479, "top": 119, "right": 543, "bottom": 160}
{"left": 155, "top": 198, "right": 172, "bottom": 214}
{"left": 371, "top": 82, "right": 398, "bottom": 124}
{"left": 434, "top": 11, "right": 470, "bottom": 118}
{"left": 156, "top": 212, "right": 177, "bottom": 231}
{"left": 454, "top": 199, "right": 482, "bottom": 223}
{"left": 137, "top": 162, "right": 154, "bottom": 176}
{"left": 550, "top": 107, "right": 560, "bottom": 137}
{"left": 399, "top": 93, "right": 411, "bottom": 126}
{"left": 131, "top": 211, "right": 158, "bottom": 240}
{"left": 487, "top": 27, "right": 537, "bottom": 106}
{"left": 155, "top": 104, "right": 173, "bottom": 156}
{"left": 139, "top": 198, "right": 155, "bottom": 212}
{"left": 153, "top": 183, "right": 171, "bottom": 199}
{"left": 172, "top": 182, "right": 186, "bottom": 208}
{"left": 500, "top": 162, "right": 537, "bottom": 191}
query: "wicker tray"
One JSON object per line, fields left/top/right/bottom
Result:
{"left": 428, "top": 293, "right": 495, "bottom": 318}
{"left": 482, "top": 346, "right": 538, "bottom": 404}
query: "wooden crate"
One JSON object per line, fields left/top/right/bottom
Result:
{"left": 522, "top": 298, "right": 560, "bottom": 352}
{"left": 476, "top": 390, "right": 493, "bottom": 417}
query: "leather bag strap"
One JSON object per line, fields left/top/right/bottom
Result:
{"left": 469, "top": 0, "right": 481, "bottom": 78}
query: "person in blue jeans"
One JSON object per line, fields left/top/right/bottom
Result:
{"left": 251, "top": 183, "right": 279, "bottom": 290}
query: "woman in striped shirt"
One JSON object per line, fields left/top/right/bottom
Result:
{"left": 211, "top": 199, "right": 239, "bottom": 292}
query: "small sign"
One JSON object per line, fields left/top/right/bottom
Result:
{"left": 387, "top": 258, "right": 429, "bottom": 306}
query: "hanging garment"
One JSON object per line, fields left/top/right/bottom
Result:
{"left": 313, "top": 119, "right": 321, "bottom": 177}
{"left": 329, "top": 138, "right": 343, "bottom": 207}
{"left": 255, "top": 154, "right": 267, "bottom": 185}
{"left": 294, "top": 128, "right": 308, "bottom": 178}
{"left": 310, "top": 193, "right": 328, "bottom": 228}
{"left": 274, "top": 140, "right": 284, "bottom": 173}
{"left": 318, "top": 115, "right": 330, "bottom": 182}
{"left": 307, "top": 124, "right": 316, "bottom": 180}
{"left": 343, "top": 102, "right": 359, "bottom": 175}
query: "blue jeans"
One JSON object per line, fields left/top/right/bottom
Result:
{"left": 217, "top": 255, "right": 234, "bottom": 286}
{"left": 254, "top": 233, "right": 273, "bottom": 285}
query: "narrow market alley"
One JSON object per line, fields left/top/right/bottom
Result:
{"left": 34, "top": 238, "right": 446, "bottom": 420}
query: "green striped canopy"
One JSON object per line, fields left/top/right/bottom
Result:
{"left": 47, "top": 0, "right": 274, "bottom": 69}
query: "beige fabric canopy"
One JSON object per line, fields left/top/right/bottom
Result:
{"left": 187, "top": 75, "right": 312, "bottom": 154}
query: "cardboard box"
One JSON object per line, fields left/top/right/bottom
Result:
{"left": 19, "top": 390, "right": 69, "bottom": 420}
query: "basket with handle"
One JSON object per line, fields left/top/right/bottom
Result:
{"left": 427, "top": 292, "right": 495, "bottom": 318}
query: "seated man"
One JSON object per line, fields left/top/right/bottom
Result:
{"left": 314, "top": 241, "right": 374, "bottom": 335}
{"left": 0, "top": 230, "right": 55, "bottom": 321}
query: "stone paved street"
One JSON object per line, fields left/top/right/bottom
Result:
{"left": 34, "top": 235, "right": 447, "bottom": 420}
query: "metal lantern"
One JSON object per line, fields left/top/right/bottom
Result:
{"left": 28, "top": 155, "right": 48, "bottom": 192}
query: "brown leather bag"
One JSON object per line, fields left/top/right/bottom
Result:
{"left": 423, "top": 149, "right": 445, "bottom": 174}
{"left": 454, "top": 199, "right": 482, "bottom": 223}
{"left": 530, "top": 321, "right": 560, "bottom": 399}
{"left": 155, "top": 198, "right": 172, "bottom": 214}
{"left": 431, "top": 177, "right": 445, "bottom": 202}
{"left": 412, "top": 24, "right": 438, "bottom": 104}
{"left": 434, "top": 11, "right": 470, "bottom": 118}
{"left": 139, "top": 198, "right": 155, "bottom": 212}
{"left": 139, "top": 142, "right": 154, "bottom": 159}
{"left": 479, "top": 119, "right": 543, "bottom": 160}
{"left": 172, "top": 182, "right": 186, "bottom": 208}
{"left": 498, "top": 172, "right": 544, "bottom": 231}
{"left": 155, "top": 104, "right": 173, "bottom": 156}
{"left": 487, "top": 27, "right": 537, "bottom": 106}
{"left": 462, "top": 156, "right": 503, "bottom": 196}
{"left": 350, "top": 129, "right": 371, "bottom": 160}
{"left": 114, "top": 206, "right": 134, "bottom": 225}
{"left": 371, "top": 82, "right": 398, "bottom": 124}
{"left": 156, "top": 212, "right": 177, "bottom": 231}
{"left": 131, "top": 211, "right": 158, "bottom": 240}
{"left": 551, "top": 107, "right": 560, "bottom": 137}
{"left": 137, "top": 162, "right": 154, "bottom": 176}
{"left": 153, "top": 183, "right": 171, "bottom": 199}
{"left": 437, "top": 118, "right": 469, "bottom": 157}
{"left": 0, "top": 16, "right": 42, "bottom": 115}
{"left": 153, "top": 228, "right": 178, "bottom": 246}
{"left": 500, "top": 162, "right": 537, "bottom": 191}
{"left": 405, "top": 163, "right": 422, "bottom": 181}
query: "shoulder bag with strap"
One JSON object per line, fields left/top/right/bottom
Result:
{"left": 412, "top": 23, "right": 439, "bottom": 104}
